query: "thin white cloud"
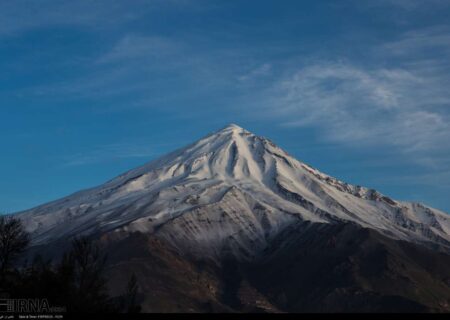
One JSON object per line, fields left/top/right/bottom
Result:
{"left": 18, "top": 33, "right": 247, "bottom": 107}
{"left": 97, "top": 35, "right": 182, "bottom": 65}
{"left": 238, "top": 63, "right": 272, "bottom": 82}
{"left": 0, "top": 0, "right": 203, "bottom": 37}
{"left": 360, "top": 0, "right": 449, "bottom": 10}
{"left": 381, "top": 26, "right": 450, "bottom": 56}
{"left": 259, "top": 62, "right": 450, "bottom": 159}
{"left": 0, "top": 1, "right": 133, "bottom": 35}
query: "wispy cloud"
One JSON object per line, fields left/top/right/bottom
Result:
{"left": 253, "top": 60, "right": 450, "bottom": 164}
{"left": 360, "top": 0, "right": 450, "bottom": 11}
{"left": 16, "top": 32, "right": 258, "bottom": 115}
{"left": 18, "top": 35, "right": 193, "bottom": 103}
{"left": 237, "top": 63, "right": 272, "bottom": 82}
{"left": 0, "top": 1, "right": 133, "bottom": 35}
{"left": 0, "top": 0, "right": 202, "bottom": 37}
{"left": 381, "top": 26, "right": 450, "bottom": 56}
{"left": 96, "top": 34, "right": 182, "bottom": 65}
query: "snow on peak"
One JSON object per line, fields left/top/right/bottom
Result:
{"left": 224, "top": 123, "right": 242, "bottom": 129}
{"left": 216, "top": 123, "right": 250, "bottom": 135}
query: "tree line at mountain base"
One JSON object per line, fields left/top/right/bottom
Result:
{"left": 0, "top": 215, "right": 141, "bottom": 313}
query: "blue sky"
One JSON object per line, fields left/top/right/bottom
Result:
{"left": 1, "top": 0, "right": 450, "bottom": 213}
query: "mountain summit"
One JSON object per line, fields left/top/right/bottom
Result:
{"left": 15, "top": 124, "right": 450, "bottom": 312}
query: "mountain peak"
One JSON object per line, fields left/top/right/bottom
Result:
{"left": 219, "top": 123, "right": 247, "bottom": 133}
{"left": 225, "top": 123, "right": 242, "bottom": 129}
{"left": 17, "top": 124, "right": 450, "bottom": 257}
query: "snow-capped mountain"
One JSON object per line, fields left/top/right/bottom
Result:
{"left": 17, "top": 124, "right": 450, "bottom": 259}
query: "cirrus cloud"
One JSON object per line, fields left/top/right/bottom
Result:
{"left": 259, "top": 62, "right": 450, "bottom": 159}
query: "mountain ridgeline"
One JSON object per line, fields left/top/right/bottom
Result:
{"left": 16, "top": 124, "right": 450, "bottom": 312}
